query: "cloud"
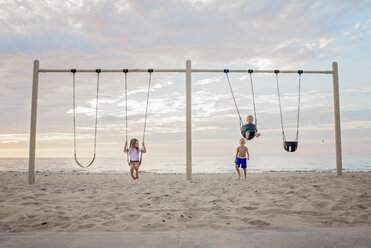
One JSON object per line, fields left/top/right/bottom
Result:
{"left": 343, "top": 19, "right": 371, "bottom": 41}
{"left": 318, "top": 37, "right": 335, "bottom": 50}
{"left": 1, "top": 0, "right": 371, "bottom": 157}
{"left": 194, "top": 77, "right": 222, "bottom": 86}
{"left": 1, "top": 0, "right": 367, "bottom": 64}
{"left": 0, "top": 132, "right": 75, "bottom": 143}
{"left": 262, "top": 120, "right": 371, "bottom": 133}
{"left": 342, "top": 86, "right": 371, "bottom": 93}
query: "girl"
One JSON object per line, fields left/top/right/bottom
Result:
{"left": 124, "top": 138, "right": 146, "bottom": 180}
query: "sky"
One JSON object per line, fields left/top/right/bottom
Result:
{"left": 0, "top": 0, "right": 370, "bottom": 161}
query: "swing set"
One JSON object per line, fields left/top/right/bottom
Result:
{"left": 225, "top": 69, "right": 303, "bottom": 152}
{"left": 28, "top": 60, "right": 342, "bottom": 184}
{"left": 71, "top": 69, "right": 153, "bottom": 168}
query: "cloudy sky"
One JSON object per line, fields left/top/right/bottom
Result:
{"left": 0, "top": 0, "right": 370, "bottom": 160}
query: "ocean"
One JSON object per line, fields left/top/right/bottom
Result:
{"left": 0, "top": 156, "right": 370, "bottom": 174}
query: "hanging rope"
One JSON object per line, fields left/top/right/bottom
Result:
{"left": 123, "top": 69, "right": 130, "bottom": 165}
{"left": 248, "top": 70, "right": 257, "bottom": 127}
{"left": 296, "top": 70, "right": 303, "bottom": 142}
{"left": 124, "top": 69, "right": 152, "bottom": 166}
{"left": 139, "top": 69, "right": 152, "bottom": 166}
{"left": 275, "top": 70, "right": 303, "bottom": 143}
{"left": 275, "top": 70, "right": 286, "bottom": 142}
{"left": 224, "top": 69, "right": 243, "bottom": 127}
{"left": 72, "top": 69, "right": 100, "bottom": 168}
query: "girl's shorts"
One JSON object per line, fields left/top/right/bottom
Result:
{"left": 129, "top": 161, "right": 139, "bottom": 167}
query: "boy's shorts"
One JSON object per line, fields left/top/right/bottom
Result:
{"left": 235, "top": 157, "right": 247, "bottom": 169}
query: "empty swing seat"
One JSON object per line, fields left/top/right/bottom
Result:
{"left": 284, "top": 141, "right": 298, "bottom": 152}
{"left": 275, "top": 70, "right": 302, "bottom": 153}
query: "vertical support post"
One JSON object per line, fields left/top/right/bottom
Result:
{"left": 186, "top": 60, "right": 192, "bottom": 180}
{"left": 28, "top": 60, "right": 39, "bottom": 184}
{"left": 332, "top": 62, "right": 342, "bottom": 176}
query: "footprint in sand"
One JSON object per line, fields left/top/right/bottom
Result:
{"left": 241, "top": 218, "right": 270, "bottom": 227}
{"left": 77, "top": 223, "right": 96, "bottom": 229}
{"left": 17, "top": 216, "right": 26, "bottom": 221}
{"left": 243, "top": 206, "right": 258, "bottom": 210}
{"left": 122, "top": 213, "right": 142, "bottom": 222}
{"left": 102, "top": 219, "right": 120, "bottom": 226}
{"left": 57, "top": 216, "right": 71, "bottom": 222}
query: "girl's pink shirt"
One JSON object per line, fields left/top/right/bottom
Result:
{"left": 128, "top": 148, "right": 141, "bottom": 161}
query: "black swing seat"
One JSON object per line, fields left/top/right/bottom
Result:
{"left": 241, "top": 123, "right": 257, "bottom": 141}
{"left": 284, "top": 141, "right": 298, "bottom": 152}
{"left": 241, "top": 130, "right": 255, "bottom": 140}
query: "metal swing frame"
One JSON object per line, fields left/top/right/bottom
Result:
{"left": 28, "top": 60, "right": 342, "bottom": 184}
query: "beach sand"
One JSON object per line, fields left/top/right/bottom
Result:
{"left": 0, "top": 172, "right": 370, "bottom": 232}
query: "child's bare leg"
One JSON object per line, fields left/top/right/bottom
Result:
{"left": 130, "top": 166, "right": 135, "bottom": 180}
{"left": 134, "top": 166, "right": 139, "bottom": 179}
{"left": 243, "top": 168, "right": 247, "bottom": 179}
{"left": 235, "top": 165, "right": 241, "bottom": 179}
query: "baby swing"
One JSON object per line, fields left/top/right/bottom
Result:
{"left": 224, "top": 69, "right": 258, "bottom": 141}
{"left": 275, "top": 70, "right": 303, "bottom": 152}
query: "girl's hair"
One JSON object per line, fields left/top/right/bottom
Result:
{"left": 129, "top": 138, "right": 139, "bottom": 154}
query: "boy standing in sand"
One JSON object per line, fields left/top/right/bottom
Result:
{"left": 235, "top": 138, "right": 249, "bottom": 179}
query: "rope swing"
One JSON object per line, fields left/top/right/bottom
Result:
{"left": 124, "top": 69, "right": 152, "bottom": 166}
{"left": 248, "top": 69, "right": 258, "bottom": 128}
{"left": 71, "top": 69, "right": 100, "bottom": 168}
{"left": 224, "top": 69, "right": 243, "bottom": 127}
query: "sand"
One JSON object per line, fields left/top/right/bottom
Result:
{"left": 0, "top": 172, "right": 370, "bottom": 232}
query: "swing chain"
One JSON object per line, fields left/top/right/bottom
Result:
{"left": 224, "top": 70, "right": 243, "bottom": 127}
{"left": 72, "top": 71, "right": 77, "bottom": 157}
{"left": 275, "top": 70, "right": 286, "bottom": 142}
{"left": 275, "top": 70, "right": 302, "bottom": 143}
{"left": 139, "top": 70, "right": 152, "bottom": 166}
{"left": 249, "top": 70, "right": 257, "bottom": 128}
{"left": 142, "top": 70, "right": 152, "bottom": 142}
{"left": 124, "top": 69, "right": 152, "bottom": 166}
{"left": 71, "top": 69, "right": 100, "bottom": 168}
{"left": 124, "top": 70, "right": 131, "bottom": 165}
{"left": 296, "top": 70, "right": 303, "bottom": 142}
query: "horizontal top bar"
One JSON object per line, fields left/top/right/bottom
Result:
{"left": 192, "top": 69, "right": 333, "bottom": 74}
{"left": 38, "top": 69, "right": 333, "bottom": 74}
{"left": 39, "top": 69, "right": 185, "bottom": 73}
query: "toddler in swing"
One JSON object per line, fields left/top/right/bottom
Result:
{"left": 124, "top": 138, "right": 146, "bottom": 180}
{"left": 241, "top": 115, "right": 261, "bottom": 140}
